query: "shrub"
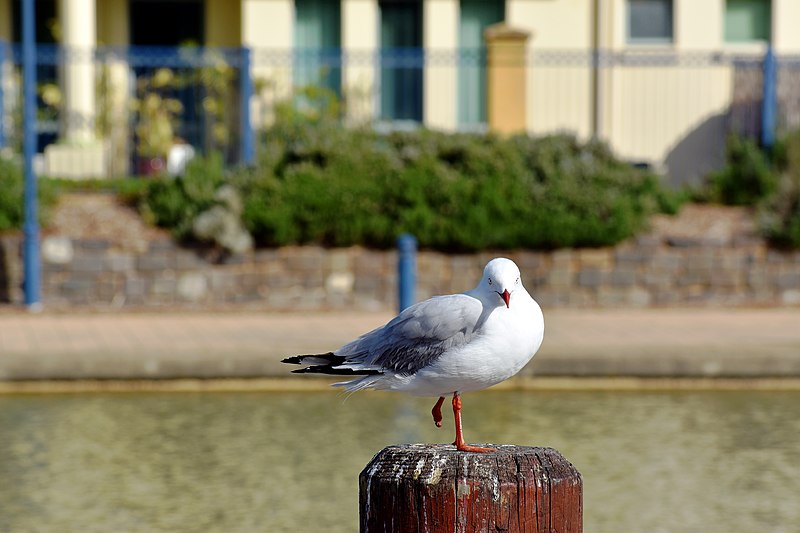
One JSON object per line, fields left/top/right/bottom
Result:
{"left": 758, "top": 131, "right": 800, "bottom": 248}
{"left": 235, "top": 124, "right": 680, "bottom": 251}
{"left": 137, "top": 152, "right": 227, "bottom": 240}
{"left": 708, "top": 135, "right": 777, "bottom": 206}
{"left": 133, "top": 105, "right": 682, "bottom": 251}
{"left": 0, "top": 156, "right": 59, "bottom": 232}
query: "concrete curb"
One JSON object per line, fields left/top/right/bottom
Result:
{"left": 0, "top": 308, "right": 798, "bottom": 380}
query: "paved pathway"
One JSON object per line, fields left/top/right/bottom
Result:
{"left": 1, "top": 308, "right": 798, "bottom": 380}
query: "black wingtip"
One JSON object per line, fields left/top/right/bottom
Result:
{"left": 291, "top": 366, "right": 382, "bottom": 376}
{"left": 281, "top": 352, "right": 338, "bottom": 365}
{"left": 282, "top": 352, "right": 382, "bottom": 376}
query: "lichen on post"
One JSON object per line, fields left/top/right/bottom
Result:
{"left": 359, "top": 444, "right": 582, "bottom": 532}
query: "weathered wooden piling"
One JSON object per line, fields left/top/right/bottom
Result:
{"left": 359, "top": 444, "right": 582, "bottom": 532}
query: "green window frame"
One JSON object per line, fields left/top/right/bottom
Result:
{"left": 724, "top": 0, "right": 771, "bottom": 43}
{"left": 458, "top": 0, "right": 504, "bottom": 129}
{"left": 294, "top": 0, "right": 342, "bottom": 95}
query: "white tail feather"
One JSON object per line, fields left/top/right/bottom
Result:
{"left": 332, "top": 374, "right": 383, "bottom": 393}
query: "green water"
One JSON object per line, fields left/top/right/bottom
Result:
{"left": 0, "top": 389, "right": 798, "bottom": 532}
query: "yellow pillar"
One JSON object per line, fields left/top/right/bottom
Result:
{"left": 484, "top": 23, "right": 530, "bottom": 135}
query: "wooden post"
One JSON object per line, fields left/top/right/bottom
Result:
{"left": 360, "top": 444, "right": 582, "bottom": 532}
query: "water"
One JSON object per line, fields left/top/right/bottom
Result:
{"left": 0, "top": 389, "right": 798, "bottom": 532}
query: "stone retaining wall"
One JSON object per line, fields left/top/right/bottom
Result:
{"left": 2, "top": 233, "right": 799, "bottom": 309}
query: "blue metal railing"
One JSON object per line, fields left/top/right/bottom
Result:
{"left": 1, "top": 44, "right": 798, "bottom": 173}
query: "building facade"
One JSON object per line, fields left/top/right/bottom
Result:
{"left": 0, "top": 0, "right": 798, "bottom": 183}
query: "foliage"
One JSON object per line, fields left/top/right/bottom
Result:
{"left": 758, "top": 131, "right": 800, "bottom": 248}
{"left": 132, "top": 68, "right": 184, "bottom": 159}
{"left": 0, "top": 157, "right": 59, "bottom": 232}
{"left": 234, "top": 120, "right": 681, "bottom": 251}
{"left": 708, "top": 135, "right": 777, "bottom": 206}
{"left": 133, "top": 92, "right": 683, "bottom": 251}
{"left": 136, "top": 152, "right": 227, "bottom": 240}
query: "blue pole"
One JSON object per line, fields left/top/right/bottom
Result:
{"left": 239, "top": 46, "right": 254, "bottom": 166}
{"left": 22, "top": 0, "right": 40, "bottom": 308}
{"left": 761, "top": 45, "right": 777, "bottom": 149}
{"left": 397, "top": 234, "right": 417, "bottom": 312}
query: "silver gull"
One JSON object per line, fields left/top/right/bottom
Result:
{"left": 282, "top": 257, "right": 545, "bottom": 453}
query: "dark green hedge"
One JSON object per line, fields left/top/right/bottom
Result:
{"left": 705, "top": 132, "right": 800, "bottom": 249}
{"left": 758, "top": 131, "right": 800, "bottom": 248}
{"left": 135, "top": 119, "right": 682, "bottom": 251}
{"left": 0, "top": 157, "right": 59, "bottom": 232}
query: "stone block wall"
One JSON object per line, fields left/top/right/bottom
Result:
{"left": 2, "top": 233, "right": 800, "bottom": 309}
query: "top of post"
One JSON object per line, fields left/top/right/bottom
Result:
{"left": 360, "top": 444, "right": 582, "bottom": 532}
{"left": 397, "top": 233, "right": 417, "bottom": 253}
{"left": 484, "top": 23, "right": 532, "bottom": 44}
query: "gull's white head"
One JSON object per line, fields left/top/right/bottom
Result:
{"left": 478, "top": 258, "right": 523, "bottom": 308}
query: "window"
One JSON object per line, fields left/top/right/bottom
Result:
{"left": 627, "top": 0, "right": 673, "bottom": 43}
{"left": 294, "top": 0, "right": 342, "bottom": 95}
{"left": 725, "top": 0, "right": 771, "bottom": 43}
{"left": 379, "top": 0, "right": 423, "bottom": 122}
{"left": 458, "top": 0, "right": 504, "bottom": 129}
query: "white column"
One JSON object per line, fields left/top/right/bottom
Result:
{"left": 342, "top": 0, "right": 378, "bottom": 125}
{"left": 60, "top": 0, "right": 97, "bottom": 143}
{"left": 241, "top": 0, "right": 293, "bottom": 128}
{"left": 423, "top": 0, "right": 458, "bottom": 131}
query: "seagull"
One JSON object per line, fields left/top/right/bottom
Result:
{"left": 282, "top": 257, "right": 545, "bottom": 453}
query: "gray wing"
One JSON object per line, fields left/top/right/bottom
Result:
{"left": 335, "top": 294, "right": 485, "bottom": 376}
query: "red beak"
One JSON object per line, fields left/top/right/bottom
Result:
{"left": 500, "top": 289, "right": 511, "bottom": 308}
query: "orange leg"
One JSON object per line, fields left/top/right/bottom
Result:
{"left": 452, "top": 392, "right": 495, "bottom": 453}
{"left": 431, "top": 396, "right": 445, "bottom": 427}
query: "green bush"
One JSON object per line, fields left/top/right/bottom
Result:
{"left": 134, "top": 110, "right": 682, "bottom": 251}
{"left": 759, "top": 131, "right": 800, "bottom": 248}
{"left": 708, "top": 135, "right": 777, "bottom": 205}
{"left": 137, "top": 152, "right": 227, "bottom": 240}
{"left": 235, "top": 124, "right": 681, "bottom": 251}
{"left": 0, "top": 156, "right": 59, "bottom": 231}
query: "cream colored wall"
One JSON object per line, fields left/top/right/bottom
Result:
{"left": 773, "top": 0, "right": 800, "bottom": 53}
{"left": 528, "top": 66, "right": 593, "bottom": 139}
{"left": 242, "top": 0, "right": 293, "bottom": 127}
{"left": 342, "top": 0, "right": 378, "bottom": 125}
{"left": 97, "top": 0, "right": 128, "bottom": 46}
{"left": 608, "top": 65, "right": 730, "bottom": 171}
{"left": 586, "top": 0, "right": 730, "bottom": 182}
{"left": 507, "top": 0, "right": 592, "bottom": 49}
{"left": 507, "top": 0, "right": 593, "bottom": 139}
{"left": 675, "top": 0, "right": 723, "bottom": 50}
{"left": 423, "top": 0, "right": 457, "bottom": 131}
{"left": 207, "top": 0, "right": 241, "bottom": 47}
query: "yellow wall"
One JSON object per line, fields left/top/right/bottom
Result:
{"left": 507, "top": 0, "right": 594, "bottom": 139}
{"left": 342, "top": 0, "right": 378, "bottom": 124}
{"left": 207, "top": 0, "right": 241, "bottom": 47}
{"left": 97, "top": 0, "right": 128, "bottom": 45}
{"left": 423, "top": 0, "right": 457, "bottom": 131}
{"left": 0, "top": 0, "right": 10, "bottom": 41}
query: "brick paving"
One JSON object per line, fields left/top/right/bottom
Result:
{"left": 0, "top": 308, "right": 798, "bottom": 380}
